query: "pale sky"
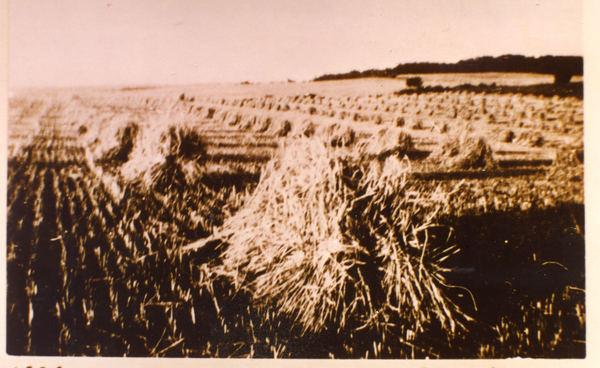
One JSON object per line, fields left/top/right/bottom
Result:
{"left": 9, "top": 0, "right": 583, "bottom": 88}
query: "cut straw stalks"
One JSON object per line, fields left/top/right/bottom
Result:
{"left": 195, "top": 137, "right": 469, "bottom": 354}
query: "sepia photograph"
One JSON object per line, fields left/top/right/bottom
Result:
{"left": 3, "top": 0, "right": 594, "bottom": 365}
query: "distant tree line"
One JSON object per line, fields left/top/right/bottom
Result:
{"left": 314, "top": 55, "right": 583, "bottom": 84}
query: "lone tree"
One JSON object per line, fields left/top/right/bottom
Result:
{"left": 406, "top": 77, "right": 423, "bottom": 89}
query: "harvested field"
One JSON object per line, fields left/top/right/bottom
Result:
{"left": 7, "top": 77, "right": 584, "bottom": 358}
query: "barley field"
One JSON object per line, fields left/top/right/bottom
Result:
{"left": 7, "top": 76, "right": 584, "bottom": 358}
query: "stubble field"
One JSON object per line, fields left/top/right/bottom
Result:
{"left": 7, "top": 75, "right": 584, "bottom": 358}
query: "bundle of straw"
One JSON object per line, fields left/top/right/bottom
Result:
{"left": 429, "top": 134, "right": 496, "bottom": 170}
{"left": 200, "top": 137, "right": 465, "bottom": 345}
